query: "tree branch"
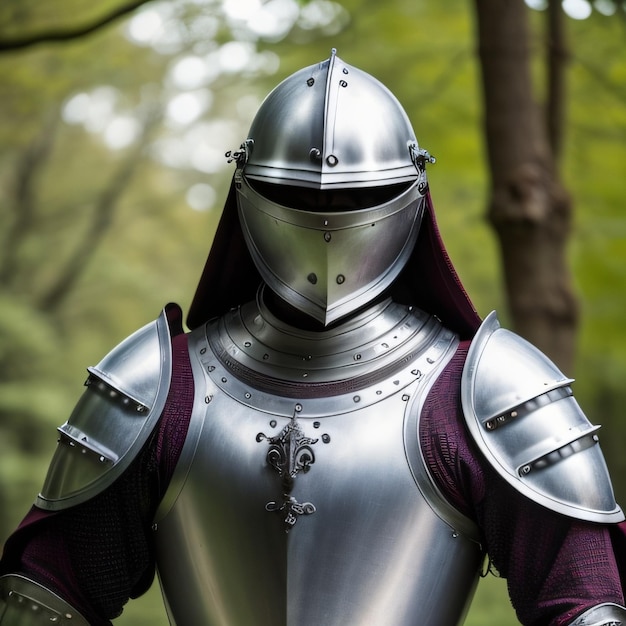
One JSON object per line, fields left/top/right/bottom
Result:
{"left": 0, "top": 0, "right": 153, "bottom": 53}
{"left": 0, "top": 115, "right": 59, "bottom": 286}
{"left": 38, "top": 108, "right": 162, "bottom": 313}
{"left": 546, "top": 0, "right": 569, "bottom": 163}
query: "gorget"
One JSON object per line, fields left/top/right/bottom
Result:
{"left": 153, "top": 291, "right": 483, "bottom": 626}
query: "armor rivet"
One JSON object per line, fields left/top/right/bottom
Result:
{"left": 324, "top": 231, "right": 332, "bottom": 242}
{"left": 402, "top": 394, "right": 410, "bottom": 401}
{"left": 309, "top": 147, "right": 321, "bottom": 161}
{"left": 200, "top": 347, "right": 206, "bottom": 354}
{"left": 322, "top": 434, "right": 331, "bottom": 443}
{"left": 99, "top": 456, "right": 106, "bottom": 462}
{"left": 295, "top": 403, "right": 303, "bottom": 412}
{"left": 452, "top": 531, "right": 459, "bottom": 539}
{"left": 270, "top": 420, "right": 277, "bottom": 428}
{"left": 50, "top": 617, "right": 60, "bottom": 623}
{"left": 353, "top": 395, "right": 361, "bottom": 403}
{"left": 376, "top": 390, "right": 382, "bottom": 395}
{"left": 221, "top": 377, "right": 227, "bottom": 383}
{"left": 337, "top": 274, "right": 345, "bottom": 284}
{"left": 307, "top": 77, "right": 315, "bottom": 86}
{"left": 382, "top": 342, "right": 389, "bottom": 349}
{"left": 326, "top": 154, "right": 339, "bottom": 166}
{"left": 244, "top": 341, "right": 252, "bottom": 347}
{"left": 307, "top": 273, "right": 318, "bottom": 285}
{"left": 342, "top": 67, "right": 348, "bottom": 75}
{"left": 204, "top": 395, "right": 212, "bottom": 404}
{"left": 208, "top": 365, "right": 215, "bottom": 372}
{"left": 31, "top": 603, "right": 39, "bottom": 612}
{"left": 354, "top": 353, "right": 361, "bottom": 361}
{"left": 593, "top": 435, "right": 599, "bottom": 442}
{"left": 339, "top": 79, "right": 348, "bottom": 88}
{"left": 486, "top": 420, "right": 495, "bottom": 430}
{"left": 313, "top": 421, "right": 320, "bottom": 428}
{"left": 521, "top": 465, "right": 532, "bottom": 475}
{"left": 245, "top": 392, "right": 252, "bottom": 399}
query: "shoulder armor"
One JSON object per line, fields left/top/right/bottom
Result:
{"left": 461, "top": 311, "right": 623, "bottom": 523}
{"left": 36, "top": 303, "right": 182, "bottom": 511}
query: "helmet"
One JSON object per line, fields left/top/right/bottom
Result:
{"left": 233, "top": 49, "right": 434, "bottom": 326}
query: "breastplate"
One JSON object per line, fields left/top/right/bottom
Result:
{"left": 154, "top": 294, "right": 483, "bottom": 625}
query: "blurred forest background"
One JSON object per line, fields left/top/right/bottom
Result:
{"left": 0, "top": 0, "right": 625, "bottom": 624}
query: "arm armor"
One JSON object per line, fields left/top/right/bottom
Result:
{"left": 35, "top": 304, "right": 179, "bottom": 511}
{"left": 0, "top": 575, "right": 89, "bottom": 625}
{"left": 569, "top": 603, "right": 626, "bottom": 625}
{"left": 461, "top": 311, "right": 623, "bottom": 523}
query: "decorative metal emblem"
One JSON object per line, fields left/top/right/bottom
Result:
{"left": 257, "top": 408, "right": 318, "bottom": 532}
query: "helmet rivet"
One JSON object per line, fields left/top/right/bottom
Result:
{"left": 307, "top": 77, "right": 315, "bottom": 87}
{"left": 339, "top": 79, "right": 348, "bottom": 88}
{"left": 342, "top": 67, "right": 349, "bottom": 75}
{"left": 307, "top": 273, "right": 318, "bottom": 284}
{"left": 336, "top": 274, "right": 345, "bottom": 284}
{"left": 309, "top": 147, "right": 321, "bottom": 161}
{"left": 323, "top": 232, "right": 332, "bottom": 242}
{"left": 326, "top": 154, "right": 338, "bottom": 167}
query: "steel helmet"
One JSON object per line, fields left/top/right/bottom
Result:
{"left": 232, "top": 49, "right": 434, "bottom": 326}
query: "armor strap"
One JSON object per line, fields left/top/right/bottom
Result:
{"left": 569, "top": 603, "right": 626, "bottom": 625}
{"left": 0, "top": 575, "right": 89, "bottom": 625}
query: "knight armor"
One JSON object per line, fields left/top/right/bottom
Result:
{"left": 232, "top": 49, "right": 434, "bottom": 326}
{"left": 1, "top": 50, "right": 624, "bottom": 626}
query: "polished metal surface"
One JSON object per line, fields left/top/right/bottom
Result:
{"left": 0, "top": 575, "right": 89, "bottom": 625}
{"left": 568, "top": 602, "right": 626, "bottom": 625}
{"left": 236, "top": 172, "right": 425, "bottom": 325}
{"left": 241, "top": 49, "right": 425, "bottom": 189}
{"left": 461, "top": 311, "right": 624, "bottom": 523}
{"left": 36, "top": 307, "right": 174, "bottom": 511}
{"left": 233, "top": 49, "right": 433, "bottom": 325}
{"left": 154, "top": 299, "right": 483, "bottom": 626}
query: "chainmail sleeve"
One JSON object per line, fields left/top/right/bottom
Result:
{"left": 0, "top": 332, "right": 194, "bottom": 625}
{"left": 420, "top": 341, "right": 625, "bottom": 626}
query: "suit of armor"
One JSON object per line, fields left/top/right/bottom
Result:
{"left": 1, "top": 51, "right": 625, "bottom": 626}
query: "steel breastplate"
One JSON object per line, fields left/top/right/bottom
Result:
{"left": 154, "top": 294, "right": 483, "bottom": 625}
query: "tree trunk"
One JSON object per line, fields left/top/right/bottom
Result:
{"left": 472, "top": 0, "right": 579, "bottom": 373}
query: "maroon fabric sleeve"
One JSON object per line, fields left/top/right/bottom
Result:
{"left": 420, "top": 341, "right": 625, "bottom": 626}
{"left": 0, "top": 332, "right": 194, "bottom": 624}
